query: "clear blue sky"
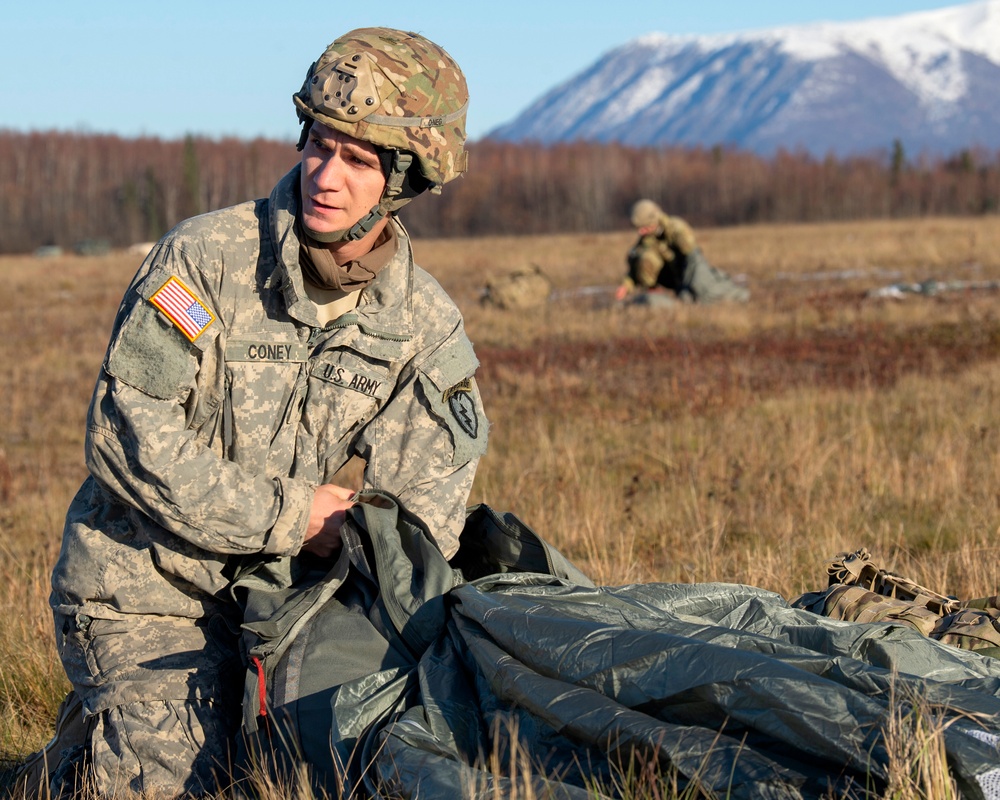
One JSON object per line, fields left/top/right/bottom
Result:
{"left": 2, "top": 0, "right": 964, "bottom": 143}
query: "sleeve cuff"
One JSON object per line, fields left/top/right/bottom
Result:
{"left": 262, "top": 477, "right": 312, "bottom": 555}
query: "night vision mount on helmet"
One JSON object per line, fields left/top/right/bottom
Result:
{"left": 294, "top": 27, "right": 470, "bottom": 242}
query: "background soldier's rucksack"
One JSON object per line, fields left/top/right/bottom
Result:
{"left": 480, "top": 264, "right": 552, "bottom": 310}
{"left": 793, "top": 548, "right": 1000, "bottom": 658}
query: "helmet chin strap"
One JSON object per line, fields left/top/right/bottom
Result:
{"left": 303, "top": 207, "right": 383, "bottom": 243}
{"left": 302, "top": 149, "right": 417, "bottom": 244}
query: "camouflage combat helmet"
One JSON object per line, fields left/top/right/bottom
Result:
{"left": 630, "top": 199, "right": 664, "bottom": 229}
{"left": 294, "top": 27, "right": 469, "bottom": 241}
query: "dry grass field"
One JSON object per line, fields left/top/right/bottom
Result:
{"left": 2, "top": 214, "right": 1000, "bottom": 796}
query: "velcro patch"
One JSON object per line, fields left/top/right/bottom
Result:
{"left": 149, "top": 276, "right": 215, "bottom": 342}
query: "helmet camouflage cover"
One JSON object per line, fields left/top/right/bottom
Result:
{"left": 293, "top": 27, "right": 469, "bottom": 190}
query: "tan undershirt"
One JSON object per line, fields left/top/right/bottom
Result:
{"left": 303, "top": 283, "right": 362, "bottom": 326}
{"left": 298, "top": 221, "right": 398, "bottom": 326}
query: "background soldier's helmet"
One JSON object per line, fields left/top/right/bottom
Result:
{"left": 294, "top": 28, "right": 469, "bottom": 233}
{"left": 630, "top": 199, "right": 664, "bottom": 229}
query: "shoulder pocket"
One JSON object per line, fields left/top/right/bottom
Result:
{"left": 106, "top": 269, "right": 222, "bottom": 400}
{"left": 418, "top": 334, "right": 479, "bottom": 392}
{"left": 106, "top": 300, "right": 195, "bottom": 400}
{"left": 417, "top": 335, "right": 487, "bottom": 465}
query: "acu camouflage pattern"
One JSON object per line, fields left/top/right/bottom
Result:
{"left": 625, "top": 211, "right": 749, "bottom": 304}
{"left": 40, "top": 698, "right": 236, "bottom": 798}
{"left": 294, "top": 27, "right": 469, "bottom": 188}
{"left": 793, "top": 548, "right": 1000, "bottom": 658}
{"left": 47, "top": 165, "right": 487, "bottom": 794}
{"left": 15, "top": 690, "right": 235, "bottom": 798}
{"left": 627, "top": 214, "right": 697, "bottom": 288}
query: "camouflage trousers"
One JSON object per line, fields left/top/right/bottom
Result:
{"left": 42, "top": 611, "right": 241, "bottom": 797}
{"left": 30, "top": 694, "right": 237, "bottom": 798}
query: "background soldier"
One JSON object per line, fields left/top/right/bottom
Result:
{"left": 36, "top": 27, "right": 487, "bottom": 797}
{"left": 615, "top": 198, "right": 750, "bottom": 305}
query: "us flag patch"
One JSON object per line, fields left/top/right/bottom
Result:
{"left": 149, "top": 276, "right": 215, "bottom": 341}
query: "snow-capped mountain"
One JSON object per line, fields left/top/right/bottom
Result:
{"left": 487, "top": 1, "right": 1000, "bottom": 156}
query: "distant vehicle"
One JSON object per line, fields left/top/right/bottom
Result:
{"left": 33, "top": 245, "right": 64, "bottom": 258}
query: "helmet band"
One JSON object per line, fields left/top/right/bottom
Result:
{"left": 363, "top": 101, "right": 469, "bottom": 129}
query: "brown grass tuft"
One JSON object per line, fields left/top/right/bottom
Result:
{"left": 3, "top": 216, "right": 999, "bottom": 797}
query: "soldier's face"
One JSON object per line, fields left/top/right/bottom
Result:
{"left": 300, "top": 122, "right": 386, "bottom": 236}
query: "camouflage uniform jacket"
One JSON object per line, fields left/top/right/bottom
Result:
{"left": 625, "top": 214, "right": 748, "bottom": 304}
{"left": 49, "top": 165, "right": 488, "bottom": 713}
{"left": 625, "top": 214, "right": 698, "bottom": 294}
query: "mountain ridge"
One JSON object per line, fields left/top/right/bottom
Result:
{"left": 487, "top": 1, "right": 1000, "bottom": 156}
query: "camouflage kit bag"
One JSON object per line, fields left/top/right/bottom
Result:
{"left": 793, "top": 548, "right": 1000, "bottom": 658}
{"left": 481, "top": 265, "right": 552, "bottom": 310}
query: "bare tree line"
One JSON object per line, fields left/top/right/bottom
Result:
{"left": 1, "top": 130, "right": 998, "bottom": 254}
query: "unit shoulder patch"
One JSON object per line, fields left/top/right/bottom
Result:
{"left": 444, "top": 378, "right": 478, "bottom": 439}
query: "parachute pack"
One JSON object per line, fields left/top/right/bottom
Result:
{"left": 232, "top": 491, "right": 591, "bottom": 794}
{"left": 793, "top": 548, "right": 1000, "bottom": 659}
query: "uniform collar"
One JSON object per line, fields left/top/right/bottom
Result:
{"left": 267, "top": 165, "right": 414, "bottom": 340}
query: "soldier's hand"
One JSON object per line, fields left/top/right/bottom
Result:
{"left": 614, "top": 284, "right": 630, "bottom": 302}
{"left": 302, "top": 484, "right": 356, "bottom": 557}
